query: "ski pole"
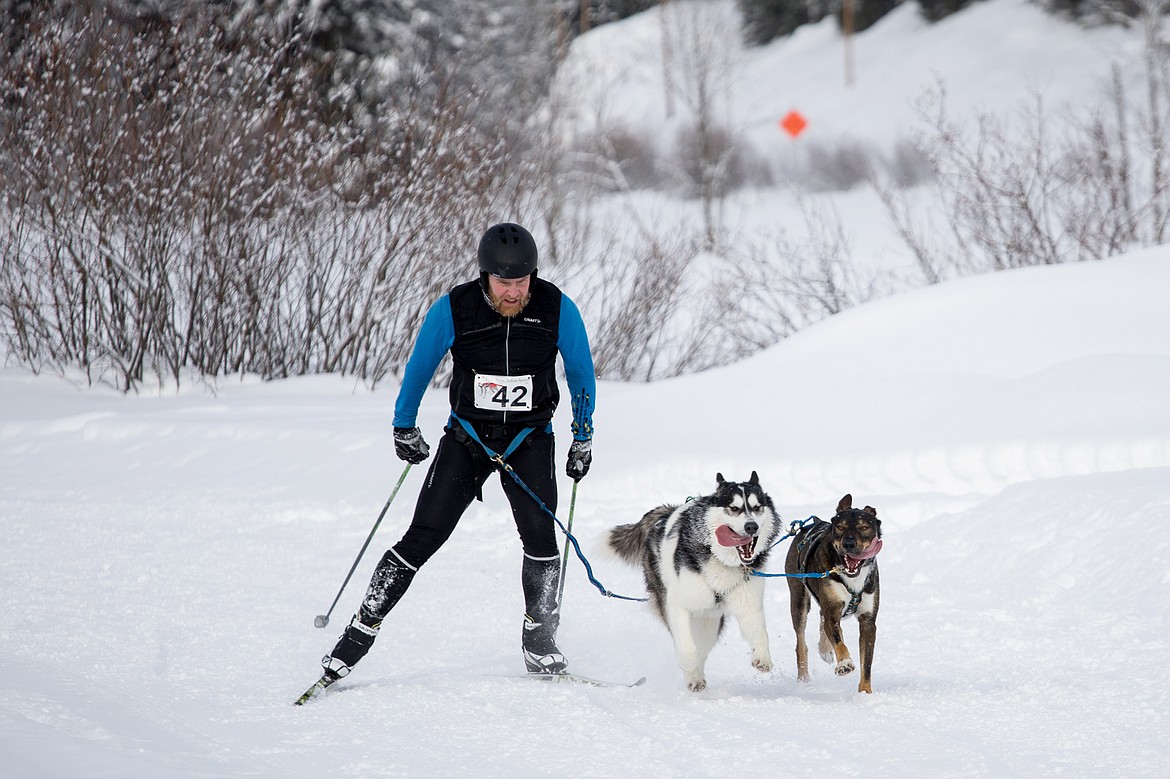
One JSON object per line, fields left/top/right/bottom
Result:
{"left": 555, "top": 480, "right": 578, "bottom": 606}
{"left": 313, "top": 464, "right": 412, "bottom": 629}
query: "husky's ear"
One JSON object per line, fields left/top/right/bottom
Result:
{"left": 837, "top": 494, "right": 853, "bottom": 512}
{"left": 749, "top": 470, "right": 760, "bottom": 485}
{"left": 863, "top": 505, "right": 878, "bottom": 518}
{"left": 716, "top": 473, "right": 726, "bottom": 487}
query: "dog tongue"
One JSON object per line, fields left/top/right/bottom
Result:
{"left": 715, "top": 525, "right": 752, "bottom": 547}
{"left": 849, "top": 538, "right": 883, "bottom": 561}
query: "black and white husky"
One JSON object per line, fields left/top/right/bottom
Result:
{"left": 608, "top": 472, "right": 781, "bottom": 691}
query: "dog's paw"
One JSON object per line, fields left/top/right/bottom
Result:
{"left": 687, "top": 678, "right": 707, "bottom": 692}
{"left": 834, "top": 658, "right": 855, "bottom": 676}
{"left": 752, "top": 656, "right": 772, "bottom": 673}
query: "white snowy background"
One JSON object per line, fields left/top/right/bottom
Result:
{"left": 3, "top": 1, "right": 1169, "bottom": 776}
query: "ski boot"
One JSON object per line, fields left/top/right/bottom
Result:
{"left": 521, "top": 556, "right": 568, "bottom": 675}
{"left": 296, "top": 551, "right": 416, "bottom": 704}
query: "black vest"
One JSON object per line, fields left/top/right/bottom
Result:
{"left": 447, "top": 278, "right": 563, "bottom": 429}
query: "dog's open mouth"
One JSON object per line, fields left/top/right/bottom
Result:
{"left": 842, "top": 538, "right": 883, "bottom": 576}
{"left": 715, "top": 525, "right": 758, "bottom": 562}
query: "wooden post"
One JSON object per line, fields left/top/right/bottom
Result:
{"left": 842, "top": 0, "right": 855, "bottom": 88}
{"left": 660, "top": 0, "right": 674, "bottom": 118}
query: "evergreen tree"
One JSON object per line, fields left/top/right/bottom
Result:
{"left": 852, "top": 0, "right": 900, "bottom": 32}
{"left": 738, "top": 0, "right": 834, "bottom": 46}
{"left": 917, "top": 0, "right": 982, "bottom": 23}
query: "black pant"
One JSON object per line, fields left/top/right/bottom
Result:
{"left": 390, "top": 425, "right": 559, "bottom": 568}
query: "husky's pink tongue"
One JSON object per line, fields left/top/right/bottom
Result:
{"left": 715, "top": 525, "right": 752, "bottom": 547}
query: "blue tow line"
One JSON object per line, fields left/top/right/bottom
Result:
{"left": 747, "top": 568, "right": 841, "bottom": 579}
{"left": 452, "top": 416, "right": 648, "bottom": 602}
{"left": 453, "top": 416, "right": 834, "bottom": 592}
{"left": 747, "top": 516, "right": 841, "bottom": 579}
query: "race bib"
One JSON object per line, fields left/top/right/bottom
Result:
{"left": 474, "top": 373, "right": 534, "bottom": 412}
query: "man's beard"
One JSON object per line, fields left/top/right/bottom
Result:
{"left": 488, "top": 291, "right": 531, "bottom": 318}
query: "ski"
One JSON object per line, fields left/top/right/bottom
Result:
{"left": 293, "top": 673, "right": 339, "bottom": 705}
{"left": 296, "top": 670, "right": 644, "bottom": 704}
{"left": 527, "top": 672, "right": 646, "bottom": 689}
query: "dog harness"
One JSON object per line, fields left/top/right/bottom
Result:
{"left": 794, "top": 520, "right": 872, "bottom": 615}
{"left": 795, "top": 520, "right": 833, "bottom": 573}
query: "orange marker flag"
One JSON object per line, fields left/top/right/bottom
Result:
{"left": 780, "top": 110, "right": 807, "bottom": 138}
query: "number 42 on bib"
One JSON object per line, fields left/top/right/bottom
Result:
{"left": 474, "top": 373, "right": 534, "bottom": 411}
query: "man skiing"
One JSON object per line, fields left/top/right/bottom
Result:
{"left": 309, "top": 222, "right": 595, "bottom": 695}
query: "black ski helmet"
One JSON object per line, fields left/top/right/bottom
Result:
{"left": 478, "top": 223, "right": 538, "bottom": 281}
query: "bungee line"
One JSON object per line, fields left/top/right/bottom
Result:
{"left": 453, "top": 415, "right": 836, "bottom": 596}
{"left": 452, "top": 415, "right": 648, "bottom": 602}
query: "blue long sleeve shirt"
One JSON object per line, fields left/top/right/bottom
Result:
{"left": 393, "top": 281, "right": 595, "bottom": 441}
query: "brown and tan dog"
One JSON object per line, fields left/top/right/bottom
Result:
{"left": 785, "top": 494, "right": 882, "bottom": 693}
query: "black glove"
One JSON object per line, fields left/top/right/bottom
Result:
{"left": 393, "top": 426, "right": 430, "bottom": 464}
{"left": 565, "top": 439, "right": 592, "bottom": 481}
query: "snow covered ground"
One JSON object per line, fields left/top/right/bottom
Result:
{"left": 3, "top": 246, "right": 1167, "bottom": 777}
{"left": 4, "top": 1, "right": 1170, "bottom": 777}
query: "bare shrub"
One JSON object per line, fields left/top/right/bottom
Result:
{"left": 874, "top": 0, "right": 1170, "bottom": 280}
{"left": 773, "top": 136, "right": 929, "bottom": 194}
{"left": 802, "top": 139, "right": 877, "bottom": 192}
{"left": 0, "top": 4, "right": 507, "bottom": 391}
{"left": 671, "top": 123, "right": 744, "bottom": 197}
{"left": 560, "top": 127, "right": 666, "bottom": 194}
{"left": 598, "top": 128, "right": 665, "bottom": 191}
{"left": 883, "top": 139, "right": 935, "bottom": 188}
{"left": 725, "top": 198, "right": 893, "bottom": 346}
{"left": 587, "top": 230, "right": 704, "bottom": 381}
{"left": 885, "top": 56, "right": 1169, "bottom": 281}
{"left": 568, "top": 195, "right": 888, "bottom": 381}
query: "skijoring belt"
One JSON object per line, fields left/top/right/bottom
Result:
{"left": 450, "top": 414, "right": 534, "bottom": 463}
{"left": 449, "top": 414, "right": 539, "bottom": 505}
